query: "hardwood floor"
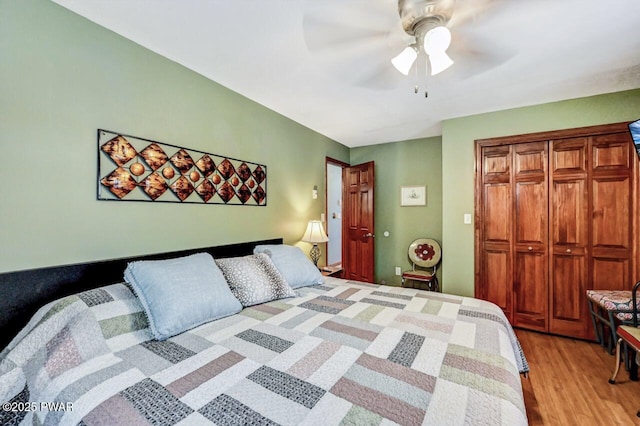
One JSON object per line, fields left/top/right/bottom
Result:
{"left": 517, "top": 329, "right": 640, "bottom": 425}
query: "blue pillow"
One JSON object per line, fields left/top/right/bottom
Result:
{"left": 124, "top": 253, "right": 242, "bottom": 341}
{"left": 253, "top": 245, "right": 324, "bottom": 289}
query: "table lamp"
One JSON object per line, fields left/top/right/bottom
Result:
{"left": 301, "top": 220, "right": 329, "bottom": 267}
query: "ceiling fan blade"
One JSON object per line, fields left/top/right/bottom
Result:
{"left": 304, "top": 0, "right": 399, "bottom": 33}
{"left": 302, "top": 0, "right": 411, "bottom": 90}
{"left": 303, "top": 0, "right": 406, "bottom": 54}
{"left": 448, "top": 0, "right": 500, "bottom": 28}
{"left": 304, "top": 17, "right": 396, "bottom": 53}
{"left": 353, "top": 59, "right": 408, "bottom": 90}
{"left": 445, "top": 31, "right": 516, "bottom": 79}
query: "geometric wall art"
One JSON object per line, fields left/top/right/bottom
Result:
{"left": 97, "top": 129, "right": 267, "bottom": 206}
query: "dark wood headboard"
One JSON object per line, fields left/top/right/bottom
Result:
{"left": 0, "top": 238, "right": 283, "bottom": 350}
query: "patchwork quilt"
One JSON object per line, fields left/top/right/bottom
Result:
{"left": 0, "top": 278, "right": 528, "bottom": 425}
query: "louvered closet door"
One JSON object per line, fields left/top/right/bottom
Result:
{"left": 512, "top": 142, "right": 548, "bottom": 331}
{"left": 549, "top": 137, "right": 589, "bottom": 338}
{"left": 480, "top": 145, "right": 513, "bottom": 320}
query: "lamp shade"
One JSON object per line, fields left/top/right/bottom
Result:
{"left": 391, "top": 46, "right": 418, "bottom": 75}
{"left": 301, "top": 220, "right": 329, "bottom": 243}
{"left": 428, "top": 51, "right": 454, "bottom": 75}
{"left": 424, "top": 26, "right": 454, "bottom": 76}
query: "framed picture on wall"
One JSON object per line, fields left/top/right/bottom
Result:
{"left": 400, "top": 185, "right": 426, "bottom": 206}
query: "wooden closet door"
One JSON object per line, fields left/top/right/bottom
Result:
{"left": 513, "top": 142, "right": 548, "bottom": 331}
{"left": 549, "top": 137, "right": 589, "bottom": 338}
{"left": 479, "top": 145, "right": 513, "bottom": 319}
{"left": 550, "top": 132, "right": 635, "bottom": 339}
{"left": 590, "top": 133, "right": 634, "bottom": 293}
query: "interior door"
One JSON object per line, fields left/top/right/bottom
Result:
{"left": 342, "top": 161, "right": 375, "bottom": 283}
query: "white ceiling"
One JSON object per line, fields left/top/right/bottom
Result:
{"left": 51, "top": 0, "right": 640, "bottom": 147}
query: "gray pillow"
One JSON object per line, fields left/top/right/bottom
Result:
{"left": 124, "top": 253, "right": 242, "bottom": 341}
{"left": 215, "top": 253, "right": 296, "bottom": 307}
{"left": 254, "top": 244, "right": 324, "bottom": 288}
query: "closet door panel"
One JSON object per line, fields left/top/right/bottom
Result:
{"left": 592, "top": 258, "right": 630, "bottom": 291}
{"left": 515, "top": 181, "right": 547, "bottom": 244}
{"left": 513, "top": 176, "right": 548, "bottom": 331}
{"left": 484, "top": 184, "right": 511, "bottom": 243}
{"left": 592, "top": 134, "right": 631, "bottom": 171}
{"left": 590, "top": 132, "right": 634, "bottom": 305}
{"left": 549, "top": 138, "right": 589, "bottom": 338}
{"left": 592, "top": 176, "right": 631, "bottom": 251}
{"left": 550, "top": 254, "right": 588, "bottom": 337}
{"left": 514, "top": 251, "right": 547, "bottom": 330}
{"left": 479, "top": 146, "right": 513, "bottom": 318}
{"left": 552, "top": 137, "right": 588, "bottom": 173}
{"left": 484, "top": 148, "right": 511, "bottom": 179}
{"left": 551, "top": 179, "right": 587, "bottom": 248}
{"left": 483, "top": 248, "right": 511, "bottom": 313}
{"left": 513, "top": 142, "right": 548, "bottom": 330}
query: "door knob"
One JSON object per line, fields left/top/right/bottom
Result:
{"left": 364, "top": 233, "right": 375, "bottom": 238}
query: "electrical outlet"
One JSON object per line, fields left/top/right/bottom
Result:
{"left": 395, "top": 267, "right": 401, "bottom": 276}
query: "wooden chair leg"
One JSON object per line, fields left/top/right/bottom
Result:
{"left": 609, "top": 337, "right": 623, "bottom": 384}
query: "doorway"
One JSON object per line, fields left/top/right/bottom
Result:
{"left": 326, "top": 157, "right": 376, "bottom": 283}
{"left": 325, "top": 158, "right": 347, "bottom": 267}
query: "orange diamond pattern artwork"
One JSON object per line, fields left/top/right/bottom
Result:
{"left": 98, "top": 130, "right": 267, "bottom": 205}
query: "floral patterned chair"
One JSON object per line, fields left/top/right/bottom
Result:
{"left": 608, "top": 281, "right": 640, "bottom": 418}
{"left": 401, "top": 238, "right": 441, "bottom": 292}
{"left": 586, "top": 287, "right": 640, "bottom": 354}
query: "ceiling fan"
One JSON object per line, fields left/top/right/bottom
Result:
{"left": 391, "top": 0, "right": 456, "bottom": 77}
{"left": 303, "top": 0, "right": 504, "bottom": 92}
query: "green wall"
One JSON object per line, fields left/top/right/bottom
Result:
{"left": 0, "top": 0, "right": 348, "bottom": 273}
{"left": 350, "top": 137, "right": 443, "bottom": 286}
{"left": 2, "top": 0, "right": 638, "bottom": 296}
{"left": 442, "top": 88, "right": 640, "bottom": 297}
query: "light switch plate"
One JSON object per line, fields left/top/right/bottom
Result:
{"left": 464, "top": 213, "right": 472, "bottom": 224}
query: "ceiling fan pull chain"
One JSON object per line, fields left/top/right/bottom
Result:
{"left": 414, "top": 55, "right": 420, "bottom": 94}
{"left": 422, "top": 53, "right": 429, "bottom": 98}
{"left": 424, "top": 58, "right": 429, "bottom": 98}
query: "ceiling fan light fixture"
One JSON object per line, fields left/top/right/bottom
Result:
{"left": 391, "top": 45, "right": 418, "bottom": 75}
{"left": 423, "top": 25, "right": 452, "bottom": 54}
{"left": 428, "top": 51, "right": 454, "bottom": 75}
{"left": 423, "top": 26, "right": 453, "bottom": 75}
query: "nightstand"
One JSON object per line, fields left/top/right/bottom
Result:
{"left": 321, "top": 266, "right": 343, "bottom": 278}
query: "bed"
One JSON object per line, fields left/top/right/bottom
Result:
{"left": 0, "top": 239, "right": 529, "bottom": 425}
